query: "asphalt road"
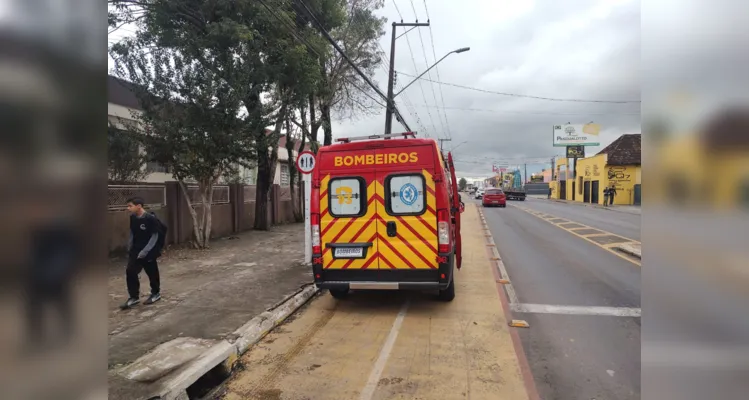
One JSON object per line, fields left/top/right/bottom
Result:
{"left": 480, "top": 198, "right": 641, "bottom": 400}
{"left": 518, "top": 198, "right": 640, "bottom": 241}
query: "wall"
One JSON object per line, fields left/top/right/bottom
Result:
{"left": 107, "top": 183, "right": 299, "bottom": 254}
{"left": 576, "top": 154, "right": 608, "bottom": 204}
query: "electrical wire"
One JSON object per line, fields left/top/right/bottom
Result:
{"left": 423, "top": 0, "right": 453, "bottom": 140}
{"left": 395, "top": 71, "right": 641, "bottom": 103}
{"left": 410, "top": 0, "right": 447, "bottom": 139}
{"left": 391, "top": 0, "right": 439, "bottom": 138}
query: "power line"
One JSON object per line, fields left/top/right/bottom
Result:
{"left": 409, "top": 104, "right": 640, "bottom": 116}
{"left": 395, "top": 71, "right": 641, "bottom": 103}
{"left": 410, "top": 0, "right": 447, "bottom": 139}
{"left": 296, "top": 0, "right": 412, "bottom": 131}
{"left": 423, "top": 0, "right": 453, "bottom": 140}
{"left": 391, "top": 0, "right": 438, "bottom": 137}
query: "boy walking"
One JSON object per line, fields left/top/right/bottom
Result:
{"left": 121, "top": 197, "right": 162, "bottom": 309}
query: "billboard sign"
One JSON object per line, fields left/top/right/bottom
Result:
{"left": 565, "top": 145, "right": 585, "bottom": 158}
{"left": 553, "top": 123, "right": 600, "bottom": 147}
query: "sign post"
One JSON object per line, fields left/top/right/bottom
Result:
{"left": 296, "top": 151, "right": 316, "bottom": 264}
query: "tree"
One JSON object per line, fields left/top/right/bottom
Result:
{"left": 107, "top": 122, "right": 149, "bottom": 183}
{"left": 110, "top": 44, "right": 253, "bottom": 248}
{"left": 294, "top": 0, "right": 385, "bottom": 146}
{"left": 459, "top": 177, "right": 468, "bottom": 191}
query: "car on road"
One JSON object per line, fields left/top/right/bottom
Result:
{"left": 482, "top": 188, "right": 506, "bottom": 207}
{"left": 474, "top": 189, "right": 484, "bottom": 199}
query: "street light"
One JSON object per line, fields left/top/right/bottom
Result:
{"left": 395, "top": 47, "right": 471, "bottom": 97}
{"left": 450, "top": 140, "right": 468, "bottom": 152}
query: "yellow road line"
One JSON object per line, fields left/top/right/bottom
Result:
{"left": 510, "top": 205, "right": 642, "bottom": 267}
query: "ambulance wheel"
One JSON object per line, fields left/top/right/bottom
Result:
{"left": 438, "top": 276, "right": 456, "bottom": 302}
{"left": 329, "top": 289, "right": 349, "bottom": 299}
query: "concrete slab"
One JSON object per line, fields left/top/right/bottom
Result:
{"left": 118, "top": 337, "right": 218, "bottom": 382}
{"left": 616, "top": 243, "right": 642, "bottom": 259}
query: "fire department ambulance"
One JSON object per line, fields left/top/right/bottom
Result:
{"left": 310, "top": 132, "right": 464, "bottom": 301}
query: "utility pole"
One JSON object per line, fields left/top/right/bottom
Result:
{"left": 524, "top": 163, "right": 528, "bottom": 185}
{"left": 438, "top": 138, "right": 452, "bottom": 152}
{"left": 385, "top": 21, "right": 430, "bottom": 137}
{"left": 551, "top": 157, "right": 556, "bottom": 180}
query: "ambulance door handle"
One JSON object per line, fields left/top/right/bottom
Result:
{"left": 386, "top": 221, "right": 397, "bottom": 237}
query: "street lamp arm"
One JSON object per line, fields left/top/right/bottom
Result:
{"left": 394, "top": 47, "right": 470, "bottom": 98}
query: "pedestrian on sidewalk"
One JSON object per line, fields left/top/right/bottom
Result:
{"left": 548, "top": 187, "right": 552, "bottom": 199}
{"left": 120, "top": 197, "right": 163, "bottom": 309}
{"left": 602, "top": 187, "right": 610, "bottom": 206}
{"left": 608, "top": 185, "right": 617, "bottom": 206}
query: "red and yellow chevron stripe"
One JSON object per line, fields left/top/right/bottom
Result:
{"left": 319, "top": 170, "right": 438, "bottom": 270}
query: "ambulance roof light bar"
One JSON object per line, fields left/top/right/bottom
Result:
{"left": 336, "top": 131, "right": 417, "bottom": 143}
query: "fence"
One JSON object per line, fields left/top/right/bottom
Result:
{"left": 186, "top": 185, "right": 230, "bottom": 205}
{"left": 108, "top": 184, "right": 167, "bottom": 210}
{"left": 107, "top": 182, "right": 298, "bottom": 254}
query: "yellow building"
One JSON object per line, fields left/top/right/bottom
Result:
{"left": 551, "top": 134, "right": 642, "bottom": 205}
{"left": 650, "top": 110, "right": 749, "bottom": 209}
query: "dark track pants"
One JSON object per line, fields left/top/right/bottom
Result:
{"left": 126, "top": 255, "right": 160, "bottom": 298}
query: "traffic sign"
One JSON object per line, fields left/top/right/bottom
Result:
{"left": 296, "top": 151, "right": 316, "bottom": 174}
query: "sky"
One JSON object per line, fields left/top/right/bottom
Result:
{"left": 332, "top": 0, "right": 641, "bottom": 178}
{"left": 108, "top": 0, "right": 641, "bottom": 179}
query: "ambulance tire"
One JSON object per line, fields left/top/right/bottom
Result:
{"left": 438, "top": 271, "right": 456, "bottom": 302}
{"left": 329, "top": 289, "right": 349, "bottom": 299}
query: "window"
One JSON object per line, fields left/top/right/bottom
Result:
{"left": 329, "top": 177, "right": 366, "bottom": 217}
{"left": 486, "top": 189, "right": 504, "bottom": 195}
{"left": 386, "top": 174, "right": 426, "bottom": 215}
{"left": 146, "top": 161, "right": 169, "bottom": 173}
{"left": 280, "top": 164, "right": 290, "bottom": 186}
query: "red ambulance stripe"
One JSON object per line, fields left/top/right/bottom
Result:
{"left": 321, "top": 217, "right": 338, "bottom": 237}
{"left": 379, "top": 254, "right": 397, "bottom": 269}
{"left": 416, "top": 215, "right": 437, "bottom": 235}
{"left": 395, "top": 230, "right": 435, "bottom": 269}
{"left": 377, "top": 233, "right": 416, "bottom": 269}
{"left": 396, "top": 216, "right": 438, "bottom": 254}
{"left": 427, "top": 205, "right": 437, "bottom": 215}
{"left": 330, "top": 217, "right": 357, "bottom": 244}
{"left": 361, "top": 252, "right": 379, "bottom": 269}
{"left": 426, "top": 185, "right": 436, "bottom": 196}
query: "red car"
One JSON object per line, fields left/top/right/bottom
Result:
{"left": 482, "top": 188, "right": 506, "bottom": 207}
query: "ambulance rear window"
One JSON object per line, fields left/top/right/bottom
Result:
{"left": 329, "top": 177, "right": 366, "bottom": 217}
{"left": 386, "top": 174, "right": 426, "bottom": 216}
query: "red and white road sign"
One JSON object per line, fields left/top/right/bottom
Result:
{"left": 296, "top": 150, "right": 316, "bottom": 174}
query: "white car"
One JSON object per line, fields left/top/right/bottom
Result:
{"left": 475, "top": 189, "right": 484, "bottom": 199}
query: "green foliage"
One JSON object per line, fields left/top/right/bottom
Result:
{"left": 108, "top": 123, "right": 149, "bottom": 184}
{"left": 459, "top": 177, "right": 468, "bottom": 191}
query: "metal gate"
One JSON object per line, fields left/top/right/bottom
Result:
{"left": 559, "top": 180, "right": 566, "bottom": 200}
{"left": 583, "top": 181, "right": 591, "bottom": 203}
{"left": 592, "top": 181, "right": 600, "bottom": 204}
{"left": 634, "top": 184, "right": 641, "bottom": 205}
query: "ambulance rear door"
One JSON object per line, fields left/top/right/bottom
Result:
{"left": 375, "top": 145, "right": 439, "bottom": 275}
{"left": 319, "top": 149, "right": 381, "bottom": 275}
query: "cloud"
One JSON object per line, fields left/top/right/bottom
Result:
{"left": 332, "top": 0, "right": 641, "bottom": 177}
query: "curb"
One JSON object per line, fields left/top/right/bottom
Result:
{"left": 615, "top": 245, "right": 642, "bottom": 259}
{"left": 152, "top": 284, "right": 320, "bottom": 400}
{"left": 549, "top": 199, "right": 640, "bottom": 215}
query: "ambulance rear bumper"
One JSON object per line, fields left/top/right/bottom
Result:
{"left": 313, "top": 253, "right": 454, "bottom": 291}
{"left": 318, "top": 281, "right": 448, "bottom": 291}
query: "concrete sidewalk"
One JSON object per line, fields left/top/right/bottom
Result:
{"left": 108, "top": 223, "right": 313, "bottom": 400}
{"left": 547, "top": 198, "right": 641, "bottom": 215}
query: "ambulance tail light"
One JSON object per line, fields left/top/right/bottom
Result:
{"left": 437, "top": 209, "right": 451, "bottom": 253}
{"left": 311, "top": 213, "right": 321, "bottom": 254}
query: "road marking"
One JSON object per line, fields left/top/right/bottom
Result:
{"left": 479, "top": 209, "right": 520, "bottom": 304}
{"left": 511, "top": 303, "right": 641, "bottom": 317}
{"left": 510, "top": 205, "right": 642, "bottom": 267}
{"left": 359, "top": 300, "right": 410, "bottom": 400}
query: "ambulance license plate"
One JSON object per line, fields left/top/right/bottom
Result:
{"left": 334, "top": 247, "right": 363, "bottom": 258}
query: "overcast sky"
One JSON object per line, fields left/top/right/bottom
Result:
{"left": 332, "top": 0, "right": 641, "bottom": 178}
{"left": 109, "top": 0, "right": 641, "bottom": 179}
